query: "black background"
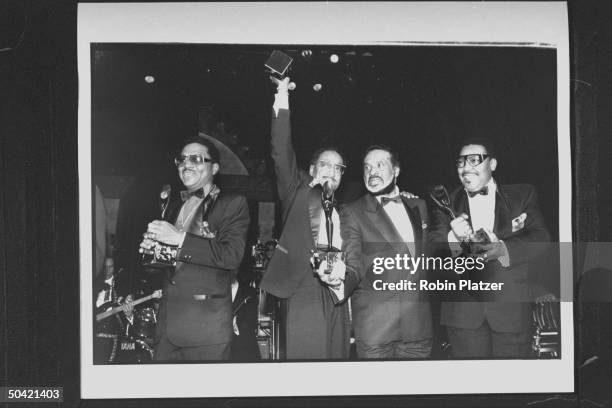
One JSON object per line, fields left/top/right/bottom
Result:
{"left": 1, "top": 1, "right": 610, "bottom": 407}
{"left": 92, "top": 43, "right": 559, "bottom": 235}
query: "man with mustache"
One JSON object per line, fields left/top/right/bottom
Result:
{"left": 317, "top": 145, "right": 433, "bottom": 358}
{"left": 139, "top": 138, "right": 250, "bottom": 361}
{"left": 429, "top": 139, "right": 550, "bottom": 358}
{"left": 259, "top": 77, "right": 350, "bottom": 359}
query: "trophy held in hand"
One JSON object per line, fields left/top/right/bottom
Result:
{"left": 310, "top": 181, "right": 346, "bottom": 274}
{"left": 429, "top": 184, "right": 491, "bottom": 254}
{"left": 141, "top": 184, "right": 179, "bottom": 268}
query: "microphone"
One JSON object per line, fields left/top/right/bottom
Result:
{"left": 159, "top": 184, "right": 171, "bottom": 220}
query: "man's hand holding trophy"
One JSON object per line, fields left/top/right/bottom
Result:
{"left": 139, "top": 220, "right": 182, "bottom": 267}
{"left": 430, "top": 184, "right": 509, "bottom": 264}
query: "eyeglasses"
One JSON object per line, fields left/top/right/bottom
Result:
{"left": 317, "top": 160, "right": 346, "bottom": 175}
{"left": 174, "top": 153, "right": 213, "bottom": 167}
{"left": 456, "top": 154, "right": 489, "bottom": 168}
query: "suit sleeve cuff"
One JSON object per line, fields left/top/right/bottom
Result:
{"left": 447, "top": 230, "right": 463, "bottom": 257}
{"left": 498, "top": 240, "right": 510, "bottom": 267}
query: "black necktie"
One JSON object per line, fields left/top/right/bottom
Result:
{"left": 467, "top": 186, "right": 488, "bottom": 198}
{"left": 180, "top": 188, "right": 204, "bottom": 202}
{"left": 381, "top": 195, "right": 402, "bottom": 206}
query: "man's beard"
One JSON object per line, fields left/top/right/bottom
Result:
{"left": 370, "top": 178, "right": 397, "bottom": 196}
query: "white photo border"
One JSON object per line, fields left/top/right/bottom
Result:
{"left": 78, "top": 1, "right": 573, "bottom": 399}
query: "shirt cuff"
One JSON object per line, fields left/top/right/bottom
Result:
{"left": 273, "top": 91, "right": 289, "bottom": 117}
{"left": 498, "top": 240, "right": 510, "bottom": 267}
{"left": 178, "top": 232, "right": 187, "bottom": 248}
{"left": 447, "top": 230, "right": 463, "bottom": 257}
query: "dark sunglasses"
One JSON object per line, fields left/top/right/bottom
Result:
{"left": 456, "top": 154, "right": 489, "bottom": 168}
{"left": 174, "top": 153, "right": 213, "bottom": 167}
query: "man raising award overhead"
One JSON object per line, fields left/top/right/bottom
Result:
{"left": 260, "top": 76, "right": 351, "bottom": 360}
{"left": 139, "top": 138, "right": 249, "bottom": 361}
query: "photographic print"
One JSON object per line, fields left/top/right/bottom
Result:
{"left": 78, "top": 2, "right": 573, "bottom": 398}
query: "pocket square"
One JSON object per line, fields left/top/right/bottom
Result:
{"left": 511, "top": 213, "right": 527, "bottom": 232}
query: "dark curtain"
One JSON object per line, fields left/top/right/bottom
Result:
{"left": 0, "top": 0, "right": 79, "bottom": 402}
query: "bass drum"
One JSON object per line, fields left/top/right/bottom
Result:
{"left": 115, "top": 338, "right": 155, "bottom": 364}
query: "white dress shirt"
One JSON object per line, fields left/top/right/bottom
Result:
{"left": 467, "top": 178, "right": 497, "bottom": 232}
{"left": 377, "top": 187, "right": 416, "bottom": 256}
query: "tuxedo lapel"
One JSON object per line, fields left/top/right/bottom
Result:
{"left": 493, "top": 185, "right": 510, "bottom": 235}
{"left": 364, "top": 195, "right": 408, "bottom": 255}
{"left": 453, "top": 190, "right": 473, "bottom": 229}
{"left": 402, "top": 197, "right": 422, "bottom": 256}
{"left": 307, "top": 185, "right": 323, "bottom": 246}
{"left": 166, "top": 197, "right": 183, "bottom": 224}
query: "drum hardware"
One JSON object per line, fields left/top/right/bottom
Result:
{"left": 251, "top": 239, "right": 278, "bottom": 272}
{"left": 250, "top": 239, "right": 281, "bottom": 360}
{"left": 531, "top": 298, "right": 560, "bottom": 358}
{"left": 133, "top": 307, "right": 157, "bottom": 343}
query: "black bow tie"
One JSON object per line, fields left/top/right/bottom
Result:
{"left": 180, "top": 188, "right": 205, "bottom": 202}
{"left": 467, "top": 186, "right": 489, "bottom": 198}
{"left": 381, "top": 195, "right": 402, "bottom": 206}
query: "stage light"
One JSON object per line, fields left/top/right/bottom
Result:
{"left": 144, "top": 75, "right": 155, "bottom": 84}
{"left": 301, "top": 49, "right": 313, "bottom": 58}
{"left": 330, "top": 54, "right": 339, "bottom": 63}
{"left": 313, "top": 83, "right": 322, "bottom": 92}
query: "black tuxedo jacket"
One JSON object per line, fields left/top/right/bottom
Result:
{"left": 155, "top": 190, "right": 250, "bottom": 347}
{"left": 341, "top": 194, "right": 433, "bottom": 346}
{"left": 429, "top": 183, "right": 550, "bottom": 332}
{"left": 260, "top": 109, "right": 337, "bottom": 298}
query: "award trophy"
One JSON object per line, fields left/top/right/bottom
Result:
{"left": 429, "top": 184, "right": 490, "bottom": 254}
{"left": 141, "top": 184, "right": 178, "bottom": 268}
{"left": 265, "top": 50, "right": 293, "bottom": 78}
{"left": 310, "top": 181, "right": 346, "bottom": 274}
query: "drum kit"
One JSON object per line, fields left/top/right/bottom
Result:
{"left": 94, "top": 290, "right": 162, "bottom": 364}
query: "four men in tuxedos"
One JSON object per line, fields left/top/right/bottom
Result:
{"left": 429, "top": 138, "right": 550, "bottom": 358}
{"left": 133, "top": 96, "right": 551, "bottom": 362}
{"left": 139, "top": 138, "right": 250, "bottom": 361}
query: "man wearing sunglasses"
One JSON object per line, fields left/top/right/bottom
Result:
{"left": 139, "top": 138, "right": 249, "bottom": 361}
{"left": 429, "top": 139, "right": 550, "bottom": 358}
{"left": 259, "top": 77, "right": 350, "bottom": 359}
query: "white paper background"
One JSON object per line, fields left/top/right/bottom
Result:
{"left": 78, "top": 1, "right": 573, "bottom": 399}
